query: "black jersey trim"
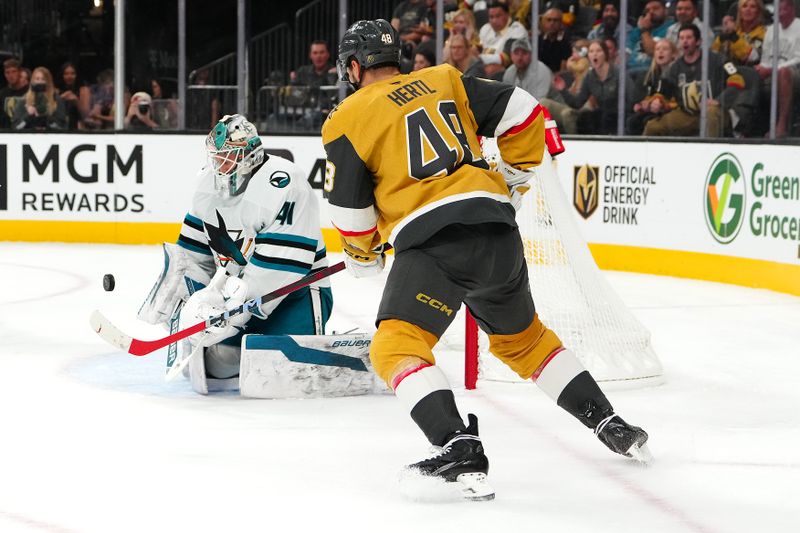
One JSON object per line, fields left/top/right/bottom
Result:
{"left": 460, "top": 76, "right": 515, "bottom": 138}
{"left": 392, "top": 197, "right": 517, "bottom": 252}
{"left": 178, "top": 234, "right": 211, "bottom": 251}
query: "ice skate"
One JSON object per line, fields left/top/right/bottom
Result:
{"left": 406, "top": 414, "right": 495, "bottom": 501}
{"left": 595, "top": 412, "right": 652, "bottom": 464}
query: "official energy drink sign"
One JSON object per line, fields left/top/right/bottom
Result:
{"left": 704, "top": 153, "right": 746, "bottom": 244}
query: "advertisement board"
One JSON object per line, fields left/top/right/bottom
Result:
{"left": 557, "top": 140, "right": 800, "bottom": 267}
{"left": 1, "top": 134, "right": 798, "bottom": 294}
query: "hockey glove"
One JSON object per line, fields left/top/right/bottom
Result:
{"left": 181, "top": 270, "right": 250, "bottom": 346}
{"left": 343, "top": 242, "right": 386, "bottom": 278}
{"left": 500, "top": 164, "right": 535, "bottom": 212}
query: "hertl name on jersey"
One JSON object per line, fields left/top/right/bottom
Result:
{"left": 387, "top": 80, "right": 437, "bottom": 107}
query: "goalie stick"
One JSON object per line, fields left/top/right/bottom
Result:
{"left": 90, "top": 259, "right": 354, "bottom": 356}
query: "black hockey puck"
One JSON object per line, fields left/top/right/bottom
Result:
{"left": 103, "top": 274, "right": 116, "bottom": 292}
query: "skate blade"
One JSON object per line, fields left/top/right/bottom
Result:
{"left": 627, "top": 442, "right": 653, "bottom": 465}
{"left": 456, "top": 472, "right": 495, "bottom": 501}
{"left": 398, "top": 469, "right": 495, "bottom": 502}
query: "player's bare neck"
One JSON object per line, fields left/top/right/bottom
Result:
{"left": 361, "top": 66, "right": 401, "bottom": 87}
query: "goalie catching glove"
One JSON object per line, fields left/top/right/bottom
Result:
{"left": 342, "top": 241, "right": 387, "bottom": 278}
{"left": 180, "top": 269, "right": 251, "bottom": 346}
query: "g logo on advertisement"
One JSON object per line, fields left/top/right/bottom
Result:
{"left": 573, "top": 164, "right": 599, "bottom": 219}
{"left": 704, "top": 153, "right": 746, "bottom": 244}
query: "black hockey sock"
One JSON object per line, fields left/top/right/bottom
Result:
{"left": 410, "top": 389, "right": 468, "bottom": 446}
{"left": 556, "top": 371, "right": 614, "bottom": 430}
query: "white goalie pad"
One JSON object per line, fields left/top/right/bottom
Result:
{"left": 239, "top": 334, "right": 388, "bottom": 399}
{"left": 137, "top": 242, "right": 214, "bottom": 327}
{"left": 181, "top": 340, "right": 239, "bottom": 395}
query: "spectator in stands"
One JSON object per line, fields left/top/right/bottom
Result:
{"left": 287, "top": 41, "right": 339, "bottom": 130}
{"left": 0, "top": 58, "right": 29, "bottom": 129}
{"left": 464, "top": 0, "right": 488, "bottom": 12}
{"left": 588, "top": 0, "right": 631, "bottom": 43}
{"left": 11, "top": 67, "right": 67, "bottom": 130}
{"left": 539, "top": 6, "right": 572, "bottom": 73}
{"left": 149, "top": 78, "right": 178, "bottom": 129}
{"left": 85, "top": 69, "right": 118, "bottom": 129}
{"left": 626, "top": 0, "right": 671, "bottom": 71}
{"left": 644, "top": 24, "right": 745, "bottom": 137}
{"left": 544, "top": 37, "right": 592, "bottom": 131}
{"left": 712, "top": 0, "right": 766, "bottom": 66}
{"left": 605, "top": 37, "right": 620, "bottom": 65}
{"left": 478, "top": 0, "right": 528, "bottom": 77}
{"left": 187, "top": 68, "right": 220, "bottom": 131}
{"left": 508, "top": 0, "right": 532, "bottom": 30}
{"left": 665, "top": 0, "right": 711, "bottom": 46}
{"left": 291, "top": 40, "right": 337, "bottom": 87}
{"left": 537, "top": 32, "right": 589, "bottom": 134}
{"left": 627, "top": 38, "right": 677, "bottom": 134}
{"left": 392, "top": 0, "right": 433, "bottom": 44}
{"left": 58, "top": 62, "right": 91, "bottom": 130}
{"left": 20, "top": 67, "right": 31, "bottom": 87}
{"left": 413, "top": 44, "right": 437, "bottom": 71}
{"left": 124, "top": 91, "right": 158, "bottom": 131}
{"left": 444, "top": 7, "right": 481, "bottom": 61}
{"left": 554, "top": 40, "right": 619, "bottom": 134}
{"left": 502, "top": 38, "right": 551, "bottom": 99}
{"left": 564, "top": 39, "right": 592, "bottom": 95}
{"left": 447, "top": 33, "right": 487, "bottom": 77}
{"left": 756, "top": 0, "right": 800, "bottom": 137}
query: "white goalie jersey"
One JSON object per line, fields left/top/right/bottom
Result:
{"left": 139, "top": 154, "right": 329, "bottom": 326}
{"left": 179, "top": 155, "right": 330, "bottom": 319}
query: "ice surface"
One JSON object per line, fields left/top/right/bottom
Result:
{"left": 0, "top": 242, "right": 798, "bottom": 533}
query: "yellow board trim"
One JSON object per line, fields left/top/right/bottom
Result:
{"left": 0, "top": 220, "right": 345, "bottom": 249}
{"left": 1, "top": 220, "right": 797, "bottom": 296}
{"left": 589, "top": 243, "right": 800, "bottom": 296}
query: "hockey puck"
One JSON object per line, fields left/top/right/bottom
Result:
{"left": 103, "top": 274, "right": 116, "bottom": 292}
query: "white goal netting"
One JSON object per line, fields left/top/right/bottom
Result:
{"left": 443, "top": 142, "right": 663, "bottom": 388}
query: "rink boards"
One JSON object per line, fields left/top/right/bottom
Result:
{"left": 0, "top": 133, "right": 797, "bottom": 295}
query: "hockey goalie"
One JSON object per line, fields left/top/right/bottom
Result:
{"left": 137, "top": 114, "right": 384, "bottom": 397}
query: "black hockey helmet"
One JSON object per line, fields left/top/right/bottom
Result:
{"left": 337, "top": 19, "right": 400, "bottom": 88}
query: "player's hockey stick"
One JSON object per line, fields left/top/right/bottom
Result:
{"left": 90, "top": 260, "right": 349, "bottom": 356}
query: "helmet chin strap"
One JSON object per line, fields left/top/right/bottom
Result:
{"left": 348, "top": 61, "right": 364, "bottom": 91}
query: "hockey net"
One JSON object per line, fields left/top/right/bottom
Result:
{"left": 446, "top": 142, "right": 663, "bottom": 389}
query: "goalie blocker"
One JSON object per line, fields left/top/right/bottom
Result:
{"left": 185, "top": 333, "right": 388, "bottom": 398}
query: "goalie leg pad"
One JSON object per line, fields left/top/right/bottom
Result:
{"left": 186, "top": 339, "right": 208, "bottom": 395}
{"left": 488, "top": 313, "right": 563, "bottom": 380}
{"left": 138, "top": 242, "right": 213, "bottom": 326}
{"left": 371, "top": 319, "right": 438, "bottom": 389}
{"left": 239, "top": 334, "right": 388, "bottom": 398}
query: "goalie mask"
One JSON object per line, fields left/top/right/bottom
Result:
{"left": 206, "top": 114, "right": 265, "bottom": 197}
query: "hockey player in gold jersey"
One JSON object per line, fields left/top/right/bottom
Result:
{"left": 323, "top": 19, "right": 650, "bottom": 501}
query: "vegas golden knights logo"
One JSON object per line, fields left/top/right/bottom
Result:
{"left": 573, "top": 164, "right": 599, "bottom": 219}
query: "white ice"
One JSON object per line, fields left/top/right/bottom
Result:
{"left": 0, "top": 242, "right": 798, "bottom": 533}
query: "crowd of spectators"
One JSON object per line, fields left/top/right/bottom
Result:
{"left": 368, "top": 0, "right": 800, "bottom": 137}
{"left": 0, "top": 57, "right": 184, "bottom": 132}
{"left": 2, "top": 0, "right": 799, "bottom": 137}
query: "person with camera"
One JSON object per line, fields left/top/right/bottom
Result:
{"left": 125, "top": 91, "right": 158, "bottom": 130}
{"left": 11, "top": 67, "right": 67, "bottom": 131}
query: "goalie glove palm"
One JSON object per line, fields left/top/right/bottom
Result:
{"left": 343, "top": 242, "right": 386, "bottom": 278}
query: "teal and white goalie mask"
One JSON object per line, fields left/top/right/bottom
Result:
{"left": 206, "top": 114, "right": 265, "bottom": 197}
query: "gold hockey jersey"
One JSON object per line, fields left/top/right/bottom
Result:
{"left": 322, "top": 64, "right": 544, "bottom": 254}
